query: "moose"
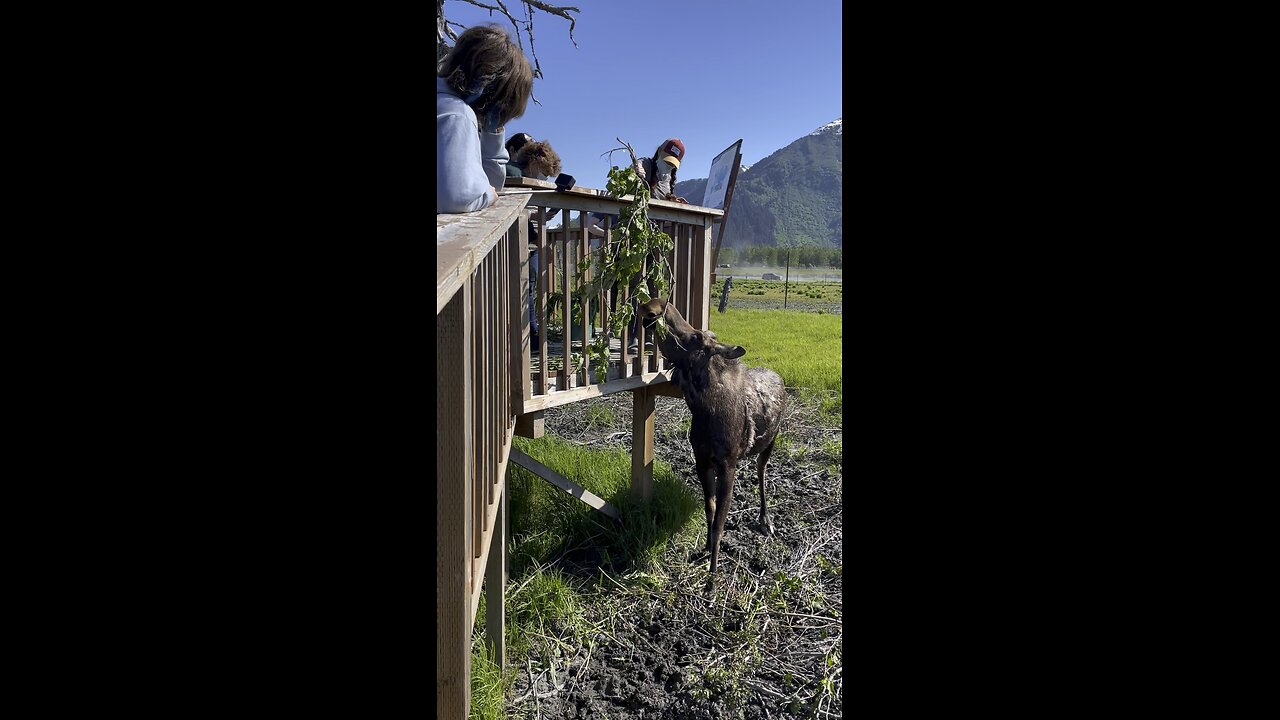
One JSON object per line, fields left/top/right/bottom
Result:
{"left": 638, "top": 299, "right": 787, "bottom": 573}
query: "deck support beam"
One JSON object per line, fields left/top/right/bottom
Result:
{"left": 509, "top": 446, "right": 621, "bottom": 522}
{"left": 630, "top": 386, "right": 656, "bottom": 504}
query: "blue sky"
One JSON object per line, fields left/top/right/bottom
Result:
{"left": 441, "top": 0, "right": 842, "bottom": 189}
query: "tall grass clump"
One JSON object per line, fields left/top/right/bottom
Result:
{"left": 469, "top": 641, "right": 510, "bottom": 720}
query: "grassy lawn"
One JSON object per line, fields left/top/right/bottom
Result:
{"left": 708, "top": 307, "right": 843, "bottom": 421}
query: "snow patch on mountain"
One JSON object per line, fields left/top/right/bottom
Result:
{"left": 809, "top": 118, "right": 842, "bottom": 136}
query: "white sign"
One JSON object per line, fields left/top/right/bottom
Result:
{"left": 702, "top": 139, "right": 741, "bottom": 210}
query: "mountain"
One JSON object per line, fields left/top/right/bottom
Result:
{"left": 675, "top": 119, "right": 841, "bottom": 248}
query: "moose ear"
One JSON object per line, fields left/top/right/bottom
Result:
{"left": 690, "top": 332, "right": 703, "bottom": 345}
{"left": 726, "top": 345, "right": 746, "bottom": 359}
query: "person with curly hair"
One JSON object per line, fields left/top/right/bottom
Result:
{"left": 502, "top": 132, "right": 564, "bottom": 345}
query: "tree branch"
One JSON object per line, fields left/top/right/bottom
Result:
{"left": 600, "top": 138, "right": 640, "bottom": 170}
{"left": 493, "top": 0, "right": 528, "bottom": 54}
{"left": 438, "top": 0, "right": 581, "bottom": 73}
{"left": 521, "top": 0, "right": 580, "bottom": 47}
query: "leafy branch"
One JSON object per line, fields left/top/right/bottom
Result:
{"left": 566, "top": 138, "right": 674, "bottom": 381}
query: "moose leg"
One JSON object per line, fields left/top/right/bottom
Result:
{"left": 710, "top": 461, "right": 737, "bottom": 573}
{"left": 757, "top": 439, "right": 775, "bottom": 535}
{"left": 697, "top": 455, "right": 717, "bottom": 557}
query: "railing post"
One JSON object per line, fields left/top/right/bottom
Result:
{"left": 510, "top": 211, "right": 531, "bottom": 413}
{"left": 693, "top": 218, "right": 713, "bottom": 330}
{"left": 437, "top": 282, "right": 473, "bottom": 718}
{"left": 630, "top": 386, "right": 655, "bottom": 504}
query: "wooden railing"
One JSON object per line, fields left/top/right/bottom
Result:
{"left": 503, "top": 177, "right": 722, "bottom": 413}
{"left": 436, "top": 194, "right": 530, "bottom": 718}
{"left": 436, "top": 181, "right": 721, "bottom": 717}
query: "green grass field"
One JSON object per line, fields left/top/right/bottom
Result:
{"left": 708, "top": 307, "right": 842, "bottom": 421}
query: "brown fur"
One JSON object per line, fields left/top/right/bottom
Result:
{"left": 513, "top": 140, "right": 562, "bottom": 179}
{"left": 638, "top": 298, "right": 701, "bottom": 364}
{"left": 639, "top": 299, "right": 787, "bottom": 573}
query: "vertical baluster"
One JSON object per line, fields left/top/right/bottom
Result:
{"left": 633, "top": 255, "right": 647, "bottom": 377}
{"left": 495, "top": 245, "right": 503, "bottom": 455}
{"left": 482, "top": 255, "right": 491, "bottom": 534}
{"left": 601, "top": 215, "right": 613, "bottom": 380}
{"left": 472, "top": 259, "right": 483, "bottom": 568}
{"left": 487, "top": 252, "right": 495, "bottom": 514}
{"left": 559, "top": 222, "right": 571, "bottom": 391}
{"left": 655, "top": 224, "right": 665, "bottom": 371}
{"left": 679, "top": 223, "right": 692, "bottom": 320}
{"left": 579, "top": 210, "right": 590, "bottom": 386}
{"left": 497, "top": 233, "right": 504, "bottom": 440}
{"left": 511, "top": 213, "right": 533, "bottom": 425}
{"left": 620, "top": 246, "right": 631, "bottom": 378}
{"left": 694, "top": 218, "right": 711, "bottom": 330}
{"left": 491, "top": 252, "right": 498, "bottom": 493}
{"left": 537, "top": 207, "right": 549, "bottom": 395}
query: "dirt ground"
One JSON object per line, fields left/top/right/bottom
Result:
{"left": 510, "top": 391, "right": 843, "bottom": 719}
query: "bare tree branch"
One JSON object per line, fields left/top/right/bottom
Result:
{"left": 437, "top": 0, "right": 581, "bottom": 73}
{"left": 493, "top": 0, "right": 528, "bottom": 54}
{"left": 600, "top": 138, "right": 642, "bottom": 176}
{"left": 521, "top": 0, "right": 579, "bottom": 48}
{"left": 523, "top": 0, "right": 543, "bottom": 79}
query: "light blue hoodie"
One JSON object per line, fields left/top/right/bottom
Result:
{"left": 437, "top": 77, "right": 509, "bottom": 213}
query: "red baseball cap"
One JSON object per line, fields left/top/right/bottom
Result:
{"left": 658, "top": 138, "right": 685, "bottom": 169}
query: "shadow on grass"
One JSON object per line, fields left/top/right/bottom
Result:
{"left": 508, "top": 435, "right": 701, "bottom": 582}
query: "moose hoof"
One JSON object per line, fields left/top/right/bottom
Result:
{"left": 757, "top": 514, "right": 775, "bottom": 536}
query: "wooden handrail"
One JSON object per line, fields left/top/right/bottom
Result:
{"left": 438, "top": 194, "right": 530, "bottom": 315}
{"left": 501, "top": 177, "right": 723, "bottom": 225}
